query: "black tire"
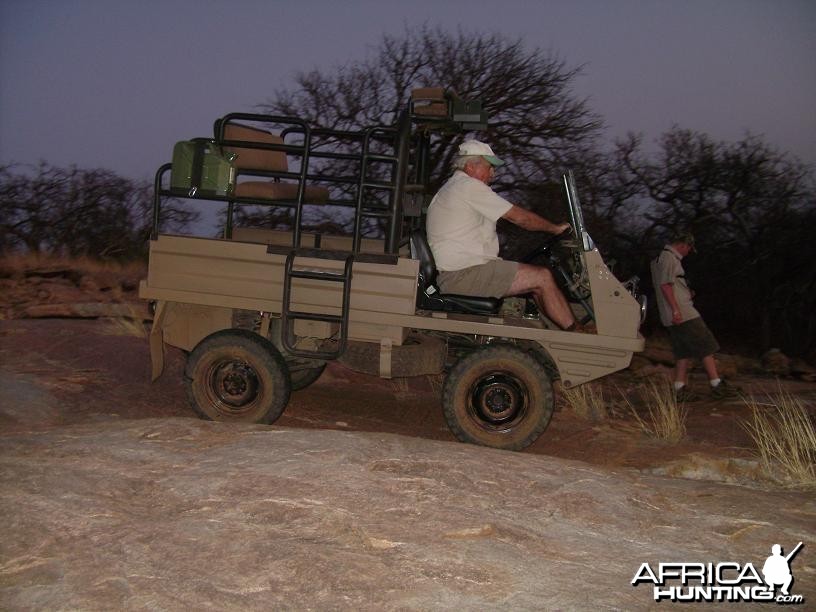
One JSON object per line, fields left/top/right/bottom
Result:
{"left": 520, "top": 341, "right": 560, "bottom": 382}
{"left": 442, "top": 345, "right": 554, "bottom": 451}
{"left": 288, "top": 360, "right": 326, "bottom": 391}
{"left": 184, "top": 329, "right": 291, "bottom": 424}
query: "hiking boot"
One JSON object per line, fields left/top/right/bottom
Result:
{"left": 522, "top": 299, "right": 540, "bottom": 320}
{"left": 710, "top": 379, "right": 742, "bottom": 400}
{"left": 567, "top": 321, "right": 596, "bottom": 334}
{"left": 576, "top": 322, "right": 597, "bottom": 334}
{"left": 675, "top": 387, "right": 701, "bottom": 403}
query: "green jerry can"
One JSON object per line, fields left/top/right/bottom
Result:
{"left": 170, "top": 139, "right": 236, "bottom": 197}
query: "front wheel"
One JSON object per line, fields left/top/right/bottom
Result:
{"left": 442, "top": 345, "right": 554, "bottom": 451}
{"left": 185, "top": 329, "right": 291, "bottom": 424}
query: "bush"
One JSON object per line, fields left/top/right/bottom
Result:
{"left": 742, "top": 386, "right": 816, "bottom": 487}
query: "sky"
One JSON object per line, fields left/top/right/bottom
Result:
{"left": 1, "top": 0, "right": 815, "bottom": 185}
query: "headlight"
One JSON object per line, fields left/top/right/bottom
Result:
{"left": 622, "top": 275, "right": 647, "bottom": 326}
{"left": 638, "top": 295, "right": 648, "bottom": 325}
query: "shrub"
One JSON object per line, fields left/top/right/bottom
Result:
{"left": 560, "top": 382, "right": 607, "bottom": 422}
{"left": 742, "top": 386, "right": 816, "bottom": 487}
{"left": 622, "top": 377, "right": 687, "bottom": 443}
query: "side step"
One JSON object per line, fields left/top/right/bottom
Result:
{"left": 280, "top": 248, "right": 354, "bottom": 360}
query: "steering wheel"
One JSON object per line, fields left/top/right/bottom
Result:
{"left": 520, "top": 226, "right": 574, "bottom": 264}
{"left": 521, "top": 226, "right": 593, "bottom": 303}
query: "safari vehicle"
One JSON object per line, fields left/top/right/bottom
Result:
{"left": 140, "top": 88, "right": 645, "bottom": 451}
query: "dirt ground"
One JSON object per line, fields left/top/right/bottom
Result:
{"left": 1, "top": 257, "right": 814, "bottom": 480}
{"left": 2, "top": 316, "right": 814, "bottom": 485}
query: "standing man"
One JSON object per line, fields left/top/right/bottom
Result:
{"left": 426, "top": 139, "right": 584, "bottom": 332}
{"left": 650, "top": 231, "right": 739, "bottom": 401}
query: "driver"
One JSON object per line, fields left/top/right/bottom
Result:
{"left": 426, "top": 139, "right": 582, "bottom": 331}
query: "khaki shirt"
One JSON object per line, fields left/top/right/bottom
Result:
{"left": 426, "top": 170, "right": 512, "bottom": 272}
{"left": 650, "top": 245, "right": 700, "bottom": 326}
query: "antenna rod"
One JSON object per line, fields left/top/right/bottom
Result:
{"left": 785, "top": 541, "right": 804, "bottom": 562}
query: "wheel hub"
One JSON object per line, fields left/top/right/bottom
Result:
{"left": 470, "top": 373, "right": 527, "bottom": 428}
{"left": 212, "top": 361, "right": 259, "bottom": 409}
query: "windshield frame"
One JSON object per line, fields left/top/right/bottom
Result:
{"left": 563, "top": 170, "right": 595, "bottom": 252}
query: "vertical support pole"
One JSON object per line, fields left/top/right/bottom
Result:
{"left": 386, "top": 112, "right": 411, "bottom": 255}
{"left": 149, "top": 301, "right": 167, "bottom": 381}
{"left": 292, "top": 123, "right": 312, "bottom": 249}
{"left": 225, "top": 201, "right": 235, "bottom": 239}
{"left": 259, "top": 311, "right": 271, "bottom": 340}
{"left": 379, "top": 338, "right": 393, "bottom": 379}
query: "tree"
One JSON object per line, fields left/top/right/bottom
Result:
{"left": 241, "top": 25, "right": 602, "bottom": 233}
{"left": 609, "top": 128, "right": 816, "bottom": 354}
{"left": 0, "top": 163, "right": 198, "bottom": 259}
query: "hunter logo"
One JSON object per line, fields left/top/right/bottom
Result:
{"left": 632, "top": 542, "right": 805, "bottom": 604}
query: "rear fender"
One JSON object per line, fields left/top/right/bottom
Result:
{"left": 148, "top": 301, "right": 233, "bottom": 381}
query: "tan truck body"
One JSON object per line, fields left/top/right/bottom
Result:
{"left": 140, "top": 229, "right": 643, "bottom": 387}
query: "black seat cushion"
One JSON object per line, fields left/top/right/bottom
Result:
{"left": 409, "top": 230, "right": 501, "bottom": 316}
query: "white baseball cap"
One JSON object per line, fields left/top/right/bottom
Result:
{"left": 458, "top": 139, "right": 504, "bottom": 166}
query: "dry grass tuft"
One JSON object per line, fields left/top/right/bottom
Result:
{"left": 390, "top": 377, "right": 410, "bottom": 395}
{"left": 621, "top": 377, "right": 688, "bottom": 443}
{"left": 741, "top": 386, "right": 816, "bottom": 487}
{"left": 426, "top": 374, "right": 445, "bottom": 395}
{"left": 560, "top": 382, "right": 607, "bottom": 421}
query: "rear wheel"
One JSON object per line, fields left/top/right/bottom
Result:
{"left": 442, "top": 345, "right": 554, "bottom": 451}
{"left": 185, "top": 329, "right": 291, "bottom": 424}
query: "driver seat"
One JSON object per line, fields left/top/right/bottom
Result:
{"left": 409, "top": 230, "right": 501, "bottom": 315}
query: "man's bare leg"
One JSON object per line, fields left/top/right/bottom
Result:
{"left": 507, "top": 263, "right": 575, "bottom": 329}
{"left": 675, "top": 358, "right": 691, "bottom": 387}
{"left": 701, "top": 354, "right": 720, "bottom": 382}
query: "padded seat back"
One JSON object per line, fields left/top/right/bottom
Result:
{"left": 223, "top": 124, "right": 288, "bottom": 172}
{"left": 409, "top": 230, "right": 438, "bottom": 292}
{"left": 408, "top": 229, "right": 502, "bottom": 316}
{"left": 234, "top": 180, "right": 328, "bottom": 203}
{"left": 411, "top": 87, "right": 448, "bottom": 117}
{"left": 221, "top": 123, "right": 330, "bottom": 204}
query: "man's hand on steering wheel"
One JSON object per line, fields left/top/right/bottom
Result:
{"left": 521, "top": 223, "right": 574, "bottom": 264}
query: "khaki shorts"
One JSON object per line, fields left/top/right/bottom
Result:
{"left": 667, "top": 317, "right": 720, "bottom": 360}
{"left": 437, "top": 260, "right": 519, "bottom": 298}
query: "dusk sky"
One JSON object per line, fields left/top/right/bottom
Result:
{"left": 1, "top": 0, "right": 814, "bottom": 184}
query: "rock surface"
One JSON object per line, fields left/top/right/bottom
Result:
{"left": 21, "top": 302, "right": 148, "bottom": 319}
{"left": 762, "top": 348, "right": 792, "bottom": 377}
{"left": 1, "top": 258, "right": 815, "bottom": 610}
{"left": 1, "top": 372, "right": 814, "bottom": 610}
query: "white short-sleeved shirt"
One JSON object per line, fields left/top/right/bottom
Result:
{"left": 650, "top": 245, "right": 701, "bottom": 326}
{"left": 426, "top": 170, "right": 513, "bottom": 272}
